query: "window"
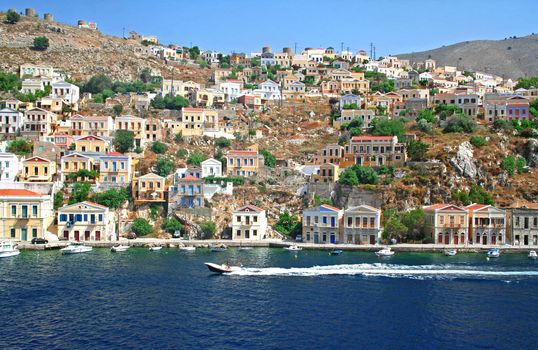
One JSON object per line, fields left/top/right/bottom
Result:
{"left": 32, "top": 205, "right": 38, "bottom": 217}
{"left": 98, "top": 214, "right": 103, "bottom": 222}
{"left": 11, "top": 205, "right": 16, "bottom": 216}
{"left": 75, "top": 214, "right": 83, "bottom": 222}
{"left": 10, "top": 228, "right": 15, "bottom": 238}
{"left": 60, "top": 214, "right": 67, "bottom": 222}
{"left": 32, "top": 228, "right": 38, "bottom": 238}
{"left": 236, "top": 215, "right": 241, "bottom": 222}
{"left": 322, "top": 216, "right": 327, "bottom": 224}
{"left": 253, "top": 216, "right": 258, "bottom": 223}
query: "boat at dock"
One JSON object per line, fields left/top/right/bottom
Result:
{"left": 210, "top": 244, "right": 227, "bottom": 252}
{"left": 179, "top": 246, "right": 196, "bottom": 251}
{"left": 205, "top": 262, "right": 241, "bottom": 274}
{"left": 529, "top": 251, "right": 538, "bottom": 259}
{"left": 444, "top": 249, "right": 457, "bottom": 256}
{"left": 111, "top": 245, "right": 130, "bottom": 252}
{"left": 0, "top": 241, "right": 20, "bottom": 258}
{"left": 329, "top": 249, "right": 343, "bottom": 256}
{"left": 486, "top": 248, "right": 500, "bottom": 258}
{"left": 375, "top": 247, "right": 395, "bottom": 257}
{"left": 238, "top": 246, "right": 252, "bottom": 250}
{"left": 149, "top": 246, "right": 162, "bottom": 251}
{"left": 61, "top": 242, "right": 93, "bottom": 255}
{"left": 284, "top": 245, "right": 302, "bottom": 251}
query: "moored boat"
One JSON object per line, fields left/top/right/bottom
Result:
{"left": 179, "top": 246, "right": 196, "bottom": 251}
{"left": 61, "top": 242, "right": 93, "bottom": 255}
{"left": 284, "top": 245, "right": 302, "bottom": 251}
{"left": 0, "top": 241, "right": 20, "bottom": 258}
{"left": 210, "top": 244, "right": 227, "bottom": 252}
{"left": 149, "top": 246, "right": 162, "bottom": 251}
{"left": 329, "top": 249, "right": 343, "bottom": 256}
{"left": 444, "top": 249, "right": 457, "bottom": 256}
{"left": 238, "top": 246, "right": 252, "bottom": 251}
{"left": 375, "top": 247, "right": 395, "bottom": 257}
{"left": 529, "top": 250, "right": 538, "bottom": 259}
{"left": 486, "top": 248, "right": 500, "bottom": 258}
{"left": 111, "top": 245, "right": 130, "bottom": 252}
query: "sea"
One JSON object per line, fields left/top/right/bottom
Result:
{"left": 1, "top": 247, "right": 538, "bottom": 349}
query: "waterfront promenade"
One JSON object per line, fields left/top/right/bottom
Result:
{"left": 15, "top": 239, "right": 537, "bottom": 253}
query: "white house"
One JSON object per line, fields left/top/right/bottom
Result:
{"left": 57, "top": 201, "right": 116, "bottom": 241}
{"left": 418, "top": 72, "right": 433, "bottom": 81}
{"left": 51, "top": 81, "right": 80, "bottom": 105}
{"left": 0, "top": 153, "right": 21, "bottom": 182}
{"left": 201, "top": 158, "right": 222, "bottom": 178}
{"left": 256, "top": 80, "right": 282, "bottom": 100}
{"left": 20, "top": 79, "right": 45, "bottom": 94}
{"left": 219, "top": 81, "right": 242, "bottom": 102}
{"left": 232, "top": 204, "right": 268, "bottom": 240}
{"left": 0, "top": 108, "right": 24, "bottom": 138}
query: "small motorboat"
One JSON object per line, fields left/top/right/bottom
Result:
{"left": 0, "top": 241, "right": 20, "bottom": 258}
{"left": 444, "top": 249, "right": 457, "bottom": 257}
{"left": 210, "top": 244, "right": 227, "bottom": 252}
{"left": 205, "top": 262, "right": 241, "bottom": 274}
{"left": 375, "top": 247, "right": 395, "bottom": 257}
{"left": 61, "top": 242, "right": 93, "bottom": 255}
{"left": 284, "top": 245, "right": 302, "bottom": 251}
{"left": 111, "top": 245, "right": 130, "bottom": 252}
{"left": 149, "top": 246, "right": 162, "bottom": 251}
{"left": 329, "top": 249, "right": 343, "bottom": 256}
{"left": 529, "top": 251, "right": 538, "bottom": 259}
{"left": 179, "top": 246, "right": 196, "bottom": 251}
{"left": 486, "top": 248, "right": 500, "bottom": 258}
{"left": 238, "top": 246, "right": 252, "bottom": 251}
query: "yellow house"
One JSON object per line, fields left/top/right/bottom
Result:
{"left": 20, "top": 156, "right": 56, "bottom": 182}
{"left": 60, "top": 153, "right": 96, "bottom": 182}
{"left": 225, "top": 147, "right": 264, "bottom": 177}
{"left": 74, "top": 135, "right": 110, "bottom": 153}
{"left": 193, "top": 88, "right": 225, "bottom": 108}
{"left": 0, "top": 189, "right": 54, "bottom": 241}
{"left": 180, "top": 108, "right": 219, "bottom": 136}
{"left": 70, "top": 115, "right": 114, "bottom": 137}
{"left": 115, "top": 115, "right": 147, "bottom": 148}
{"left": 98, "top": 152, "right": 133, "bottom": 186}
{"left": 311, "top": 163, "right": 340, "bottom": 183}
{"left": 132, "top": 173, "right": 167, "bottom": 204}
{"left": 161, "top": 80, "right": 202, "bottom": 98}
{"left": 57, "top": 201, "right": 116, "bottom": 241}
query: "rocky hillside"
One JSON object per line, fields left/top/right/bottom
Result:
{"left": 0, "top": 12, "right": 210, "bottom": 82}
{"left": 398, "top": 34, "right": 538, "bottom": 79}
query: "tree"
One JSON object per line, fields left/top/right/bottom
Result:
{"left": 155, "top": 156, "right": 175, "bottom": 176}
{"left": 162, "top": 217, "right": 182, "bottom": 234}
{"left": 371, "top": 118, "right": 405, "bottom": 141}
{"left": 131, "top": 218, "right": 153, "bottom": 236}
{"left": 113, "top": 130, "right": 135, "bottom": 153}
{"left": 417, "top": 118, "right": 433, "bottom": 132}
{"left": 352, "top": 165, "right": 379, "bottom": 184}
{"left": 7, "top": 140, "right": 32, "bottom": 156}
{"left": 501, "top": 155, "right": 516, "bottom": 176}
{"left": 187, "top": 151, "right": 207, "bottom": 166}
{"left": 516, "top": 156, "right": 527, "bottom": 174}
{"left": 83, "top": 74, "right": 113, "bottom": 94}
{"left": 174, "top": 132, "right": 184, "bottom": 143}
{"left": 151, "top": 141, "right": 168, "bottom": 154}
{"left": 273, "top": 212, "right": 301, "bottom": 237}
{"left": 139, "top": 67, "right": 152, "bottom": 84}
{"left": 6, "top": 10, "right": 21, "bottom": 24}
{"left": 189, "top": 46, "right": 200, "bottom": 60}
{"left": 200, "top": 221, "right": 217, "bottom": 237}
{"left": 69, "top": 183, "right": 91, "bottom": 204}
{"left": 150, "top": 94, "right": 189, "bottom": 110}
{"left": 469, "top": 136, "right": 486, "bottom": 147}
{"left": 53, "top": 192, "right": 64, "bottom": 210}
{"left": 260, "top": 149, "right": 276, "bottom": 168}
{"left": 444, "top": 114, "right": 476, "bottom": 133}
{"left": 493, "top": 119, "right": 512, "bottom": 130}
{"left": 91, "top": 188, "right": 129, "bottom": 209}
{"left": 176, "top": 148, "right": 188, "bottom": 158}
{"left": 400, "top": 209, "right": 426, "bottom": 241}
{"left": 515, "top": 76, "right": 538, "bottom": 89}
{"left": 215, "top": 137, "right": 231, "bottom": 148}
{"left": 33, "top": 36, "right": 50, "bottom": 51}
{"left": 339, "top": 168, "right": 359, "bottom": 186}
{"left": 408, "top": 140, "right": 429, "bottom": 161}
{"left": 0, "top": 71, "right": 20, "bottom": 92}
{"left": 434, "top": 104, "right": 462, "bottom": 120}
{"left": 416, "top": 109, "right": 437, "bottom": 124}
{"left": 113, "top": 104, "right": 123, "bottom": 116}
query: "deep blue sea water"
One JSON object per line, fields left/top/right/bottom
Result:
{"left": 2, "top": 248, "right": 538, "bottom": 349}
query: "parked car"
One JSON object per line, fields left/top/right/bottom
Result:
{"left": 295, "top": 235, "right": 303, "bottom": 242}
{"left": 127, "top": 232, "right": 137, "bottom": 240}
{"left": 31, "top": 237, "right": 48, "bottom": 245}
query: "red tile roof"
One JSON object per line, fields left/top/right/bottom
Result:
{"left": 465, "top": 204, "right": 489, "bottom": 212}
{"left": 105, "top": 152, "right": 126, "bottom": 157}
{"left": 321, "top": 204, "right": 341, "bottom": 211}
{"left": 181, "top": 175, "right": 201, "bottom": 181}
{"left": 0, "top": 189, "right": 40, "bottom": 197}
{"left": 82, "top": 201, "right": 109, "bottom": 209}
{"left": 237, "top": 204, "right": 264, "bottom": 212}
{"left": 351, "top": 136, "right": 394, "bottom": 141}
{"left": 228, "top": 150, "right": 257, "bottom": 155}
{"left": 24, "top": 156, "right": 51, "bottom": 163}
{"left": 424, "top": 204, "right": 450, "bottom": 210}
{"left": 183, "top": 108, "right": 204, "bottom": 112}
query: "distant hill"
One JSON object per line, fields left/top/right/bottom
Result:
{"left": 0, "top": 12, "right": 210, "bottom": 82}
{"left": 397, "top": 34, "right": 538, "bottom": 79}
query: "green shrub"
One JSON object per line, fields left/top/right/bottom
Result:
{"left": 469, "top": 136, "right": 486, "bottom": 147}
{"left": 151, "top": 141, "right": 168, "bottom": 154}
{"left": 131, "top": 218, "right": 153, "bottom": 236}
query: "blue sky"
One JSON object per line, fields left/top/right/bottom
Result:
{"left": 7, "top": 0, "right": 538, "bottom": 56}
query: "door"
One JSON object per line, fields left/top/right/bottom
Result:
{"left": 370, "top": 235, "right": 376, "bottom": 245}
{"left": 245, "top": 230, "right": 250, "bottom": 239}
{"left": 482, "top": 236, "right": 487, "bottom": 245}
{"left": 492, "top": 236, "right": 496, "bottom": 245}
{"left": 74, "top": 231, "right": 80, "bottom": 241}
{"left": 85, "top": 231, "right": 90, "bottom": 241}
{"left": 524, "top": 235, "right": 529, "bottom": 245}
{"left": 438, "top": 234, "right": 443, "bottom": 244}
{"left": 444, "top": 235, "right": 449, "bottom": 245}
{"left": 95, "top": 231, "right": 101, "bottom": 241}
{"left": 330, "top": 234, "right": 336, "bottom": 244}
{"left": 314, "top": 234, "right": 319, "bottom": 243}
{"left": 454, "top": 235, "right": 459, "bottom": 245}
{"left": 63, "top": 230, "right": 69, "bottom": 240}
{"left": 21, "top": 228, "right": 27, "bottom": 241}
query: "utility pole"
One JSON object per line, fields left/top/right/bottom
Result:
{"left": 341, "top": 42, "right": 344, "bottom": 53}
{"left": 370, "top": 42, "right": 373, "bottom": 60}
{"left": 294, "top": 42, "right": 298, "bottom": 54}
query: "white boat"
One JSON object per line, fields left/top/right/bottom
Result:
{"left": 529, "top": 251, "right": 538, "bottom": 259}
{"left": 444, "top": 249, "right": 457, "bottom": 256}
{"left": 61, "top": 242, "right": 93, "bottom": 255}
{"left": 205, "top": 262, "right": 242, "bottom": 274}
{"left": 486, "top": 248, "right": 500, "bottom": 258}
{"left": 375, "top": 247, "right": 395, "bottom": 257}
{"left": 149, "top": 246, "right": 162, "bottom": 251}
{"left": 284, "top": 245, "right": 302, "bottom": 251}
{"left": 0, "top": 241, "right": 20, "bottom": 258}
{"left": 111, "top": 245, "right": 130, "bottom": 252}
{"left": 238, "top": 246, "right": 252, "bottom": 251}
{"left": 179, "top": 246, "right": 196, "bottom": 251}
{"left": 210, "top": 244, "right": 227, "bottom": 252}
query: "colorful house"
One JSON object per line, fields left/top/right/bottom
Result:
{"left": 225, "top": 148, "right": 264, "bottom": 177}
{"left": 74, "top": 135, "right": 110, "bottom": 153}
{"left": 466, "top": 204, "right": 506, "bottom": 245}
{"left": 98, "top": 152, "right": 132, "bottom": 186}
{"left": 60, "top": 153, "right": 96, "bottom": 182}
{"left": 232, "top": 204, "right": 268, "bottom": 240}
{"left": 302, "top": 204, "right": 343, "bottom": 244}
{"left": 20, "top": 156, "right": 56, "bottom": 182}
{"left": 57, "top": 201, "right": 116, "bottom": 241}
{"left": 341, "top": 136, "right": 406, "bottom": 168}
{"left": 132, "top": 173, "right": 167, "bottom": 204}
{"left": 177, "top": 175, "right": 204, "bottom": 208}
{"left": 423, "top": 204, "right": 469, "bottom": 245}
{"left": 342, "top": 205, "right": 383, "bottom": 244}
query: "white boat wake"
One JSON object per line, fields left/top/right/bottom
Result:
{"left": 227, "top": 263, "right": 538, "bottom": 279}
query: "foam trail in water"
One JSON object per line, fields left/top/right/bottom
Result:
{"left": 227, "top": 263, "right": 538, "bottom": 279}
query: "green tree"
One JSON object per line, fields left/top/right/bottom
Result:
{"left": 189, "top": 46, "right": 200, "bottom": 60}
{"left": 176, "top": 148, "right": 188, "bottom": 158}
{"left": 113, "top": 130, "right": 135, "bottom": 153}
{"left": 155, "top": 156, "right": 175, "bottom": 176}
{"left": 469, "top": 136, "right": 486, "bottom": 147}
{"left": 371, "top": 118, "right": 405, "bottom": 141}
{"left": 131, "top": 218, "right": 153, "bottom": 236}
{"left": 0, "top": 72, "right": 20, "bottom": 92}
{"left": 91, "top": 188, "right": 129, "bottom": 209}
{"left": 273, "top": 212, "right": 301, "bottom": 237}
{"left": 187, "top": 151, "right": 207, "bottom": 166}
{"left": 200, "top": 220, "right": 217, "bottom": 237}
{"left": 515, "top": 76, "right": 538, "bottom": 89}
{"left": 150, "top": 94, "right": 189, "bottom": 110}
{"left": 339, "top": 168, "right": 359, "bottom": 186}
{"left": 352, "top": 165, "right": 379, "bottom": 184}
{"left": 215, "top": 137, "right": 231, "bottom": 148}
{"left": 139, "top": 67, "right": 152, "bottom": 83}
{"left": 7, "top": 140, "right": 32, "bottom": 156}
{"left": 83, "top": 74, "right": 113, "bottom": 93}
{"left": 6, "top": 10, "right": 21, "bottom": 24}
{"left": 444, "top": 114, "right": 476, "bottom": 133}
{"left": 162, "top": 217, "right": 183, "bottom": 234}
{"left": 400, "top": 209, "right": 426, "bottom": 241}
{"left": 53, "top": 192, "right": 64, "bottom": 210}
{"left": 113, "top": 104, "right": 123, "bottom": 116}
{"left": 407, "top": 140, "right": 429, "bottom": 161}
{"left": 501, "top": 155, "right": 516, "bottom": 176}
{"left": 416, "top": 109, "right": 437, "bottom": 124}
{"left": 174, "top": 132, "right": 184, "bottom": 143}
{"left": 151, "top": 141, "right": 168, "bottom": 154}
{"left": 516, "top": 156, "right": 527, "bottom": 174}
{"left": 69, "top": 183, "right": 91, "bottom": 204}
{"left": 260, "top": 149, "right": 276, "bottom": 168}
{"left": 33, "top": 36, "right": 50, "bottom": 51}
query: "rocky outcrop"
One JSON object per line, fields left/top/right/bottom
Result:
{"left": 449, "top": 141, "right": 482, "bottom": 179}
{"left": 520, "top": 138, "right": 538, "bottom": 167}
